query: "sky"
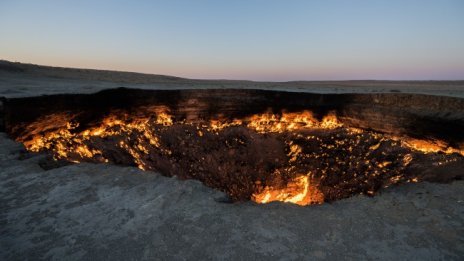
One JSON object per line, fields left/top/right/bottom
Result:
{"left": 0, "top": 0, "right": 463, "bottom": 81}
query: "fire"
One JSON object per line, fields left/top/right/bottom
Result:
{"left": 155, "top": 112, "right": 173, "bottom": 126}
{"left": 320, "top": 113, "right": 342, "bottom": 129}
{"left": 251, "top": 175, "right": 324, "bottom": 206}
{"left": 400, "top": 138, "right": 464, "bottom": 156}
{"left": 209, "top": 119, "right": 242, "bottom": 131}
{"left": 14, "top": 108, "right": 464, "bottom": 206}
{"left": 22, "top": 110, "right": 343, "bottom": 154}
{"left": 23, "top": 108, "right": 173, "bottom": 153}
{"left": 245, "top": 111, "right": 341, "bottom": 133}
{"left": 204, "top": 110, "right": 342, "bottom": 133}
{"left": 287, "top": 142, "right": 302, "bottom": 163}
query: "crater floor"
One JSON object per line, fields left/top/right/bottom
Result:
{"left": 1, "top": 133, "right": 464, "bottom": 260}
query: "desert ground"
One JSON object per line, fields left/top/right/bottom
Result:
{"left": 1, "top": 61, "right": 464, "bottom": 260}
{"left": 1, "top": 60, "right": 464, "bottom": 98}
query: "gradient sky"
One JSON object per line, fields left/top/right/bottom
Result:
{"left": 1, "top": 0, "right": 463, "bottom": 81}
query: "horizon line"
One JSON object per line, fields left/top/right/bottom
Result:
{"left": 2, "top": 59, "right": 464, "bottom": 83}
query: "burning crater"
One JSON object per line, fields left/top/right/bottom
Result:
{"left": 3, "top": 89, "right": 464, "bottom": 205}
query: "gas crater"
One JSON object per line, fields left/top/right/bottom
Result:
{"left": 3, "top": 88, "right": 464, "bottom": 205}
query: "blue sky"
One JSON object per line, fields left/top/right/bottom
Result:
{"left": 1, "top": 0, "right": 463, "bottom": 80}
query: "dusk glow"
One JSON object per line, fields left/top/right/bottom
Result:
{"left": 1, "top": 0, "right": 463, "bottom": 80}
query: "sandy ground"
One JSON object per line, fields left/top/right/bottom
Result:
{"left": 1, "top": 133, "right": 464, "bottom": 260}
{"left": 1, "top": 60, "right": 464, "bottom": 98}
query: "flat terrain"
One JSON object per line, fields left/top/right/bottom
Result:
{"left": 1, "top": 61, "right": 464, "bottom": 260}
{"left": 1, "top": 60, "right": 464, "bottom": 98}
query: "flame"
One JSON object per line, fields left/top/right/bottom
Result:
{"left": 21, "top": 108, "right": 173, "bottom": 168}
{"left": 15, "top": 108, "right": 464, "bottom": 206}
{"left": 320, "top": 113, "right": 343, "bottom": 129}
{"left": 155, "top": 112, "right": 173, "bottom": 126}
{"left": 22, "top": 110, "right": 341, "bottom": 155}
{"left": 209, "top": 119, "right": 242, "bottom": 131}
{"left": 400, "top": 138, "right": 464, "bottom": 156}
{"left": 287, "top": 142, "right": 302, "bottom": 163}
{"left": 251, "top": 175, "right": 324, "bottom": 206}
{"left": 245, "top": 111, "right": 341, "bottom": 133}
{"left": 204, "top": 111, "right": 342, "bottom": 133}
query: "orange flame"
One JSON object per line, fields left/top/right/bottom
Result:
{"left": 16, "top": 109, "right": 464, "bottom": 206}
{"left": 251, "top": 175, "right": 324, "bottom": 206}
{"left": 243, "top": 111, "right": 342, "bottom": 133}
{"left": 400, "top": 138, "right": 464, "bottom": 156}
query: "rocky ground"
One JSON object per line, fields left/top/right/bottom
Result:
{"left": 1, "top": 133, "right": 464, "bottom": 260}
